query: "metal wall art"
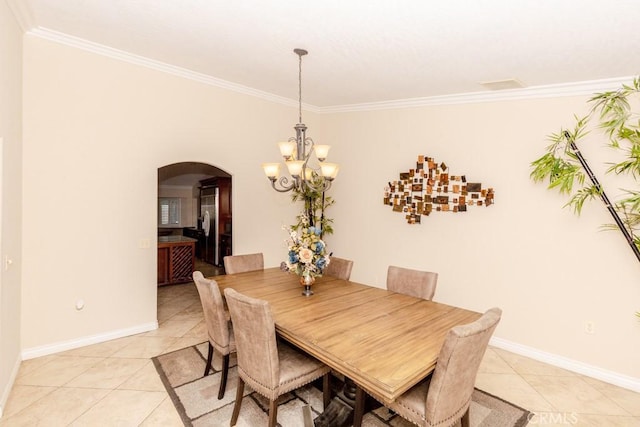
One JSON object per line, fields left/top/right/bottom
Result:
{"left": 384, "top": 155, "right": 495, "bottom": 224}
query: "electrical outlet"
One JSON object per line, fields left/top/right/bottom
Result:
{"left": 585, "top": 321, "right": 595, "bottom": 334}
{"left": 139, "top": 238, "right": 151, "bottom": 249}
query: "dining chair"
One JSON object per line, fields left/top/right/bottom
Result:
{"left": 224, "top": 288, "right": 331, "bottom": 427}
{"left": 354, "top": 307, "right": 502, "bottom": 427}
{"left": 192, "top": 271, "right": 236, "bottom": 400}
{"left": 324, "top": 256, "right": 354, "bottom": 280}
{"left": 386, "top": 265, "right": 438, "bottom": 300}
{"left": 223, "top": 252, "right": 264, "bottom": 274}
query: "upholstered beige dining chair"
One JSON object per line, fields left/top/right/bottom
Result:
{"left": 223, "top": 253, "right": 264, "bottom": 274}
{"left": 192, "top": 271, "right": 236, "bottom": 400}
{"left": 324, "top": 256, "right": 354, "bottom": 280}
{"left": 386, "top": 265, "right": 438, "bottom": 300}
{"left": 224, "top": 288, "right": 331, "bottom": 427}
{"left": 354, "top": 307, "right": 502, "bottom": 427}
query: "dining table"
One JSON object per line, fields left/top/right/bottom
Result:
{"left": 212, "top": 267, "right": 481, "bottom": 427}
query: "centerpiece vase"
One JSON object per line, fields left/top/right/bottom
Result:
{"left": 300, "top": 275, "right": 315, "bottom": 296}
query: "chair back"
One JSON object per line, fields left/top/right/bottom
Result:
{"left": 192, "top": 271, "right": 232, "bottom": 353}
{"left": 224, "top": 288, "right": 280, "bottom": 397}
{"left": 224, "top": 253, "right": 264, "bottom": 274}
{"left": 325, "top": 256, "right": 354, "bottom": 280}
{"left": 425, "top": 307, "right": 502, "bottom": 426}
{"left": 386, "top": 265, "right": 438, "bottom": 300}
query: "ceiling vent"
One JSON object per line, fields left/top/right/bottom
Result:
{"left": 479, "top": 79, "right": 525, "bottom": 91}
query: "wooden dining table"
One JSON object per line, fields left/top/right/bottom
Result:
{"left": 213, "top": 267, "right": 481, "bottom": 426}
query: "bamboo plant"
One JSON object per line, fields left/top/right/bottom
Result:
{"left": 290, "top": 171, "right": 335, "bottom": 237}
{"left": 530, "top": 77, "right": 640, "bottom": 317}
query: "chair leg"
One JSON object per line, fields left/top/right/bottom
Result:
{"left": 461, "top": 407, "right": 470, "bottom": 427}
{"left": 353, "top": 385, "right": 365, "bottom": 427}
{"left": 322, "top": 372, "right": 331, "bottom": 409}
{"left": 204, "top": 342, "right": 214, "bottom": 377}
{"left": 217, "top": 353, "right": 230, "bottom": 399}
{"left": 230, "top": 378, "right": 244, "bottom": 426}
{"left": 268, "top": 398, "right": 278, "bottom": 427}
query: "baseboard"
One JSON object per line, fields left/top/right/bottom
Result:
{"left": 0, "top": 354, "right": 22, "bottom": 418}
{"left": 490, "top": 336, "right": 640, "bottom": 393}
{"left": 16, "top": 325, "right": 640, "bottom": 394}
{"left": 21, "top": 321, "right": 158, "bottom": 360}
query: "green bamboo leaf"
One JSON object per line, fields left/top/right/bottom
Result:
{"left": 618, "top": 190, "right": 640, "bottom": 211}
{"left": 564, "top": 185, "right": 601, "bottom": 214}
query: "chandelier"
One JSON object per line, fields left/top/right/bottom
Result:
{"left": 262, "top": 49, "right": 339, "bottom": 193}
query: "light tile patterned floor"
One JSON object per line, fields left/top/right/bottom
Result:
{"left": 2, "top": 275, "right": 639, "bottom": 426}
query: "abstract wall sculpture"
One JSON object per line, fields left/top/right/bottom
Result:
{"left": 384, "top": 155, "right": 495, "bottom": 224}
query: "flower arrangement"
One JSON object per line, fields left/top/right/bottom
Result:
{"left": 281, "top": 219, "right": 330, "bottom": 280}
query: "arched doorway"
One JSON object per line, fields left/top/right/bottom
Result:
{"left": 157, "top": 162, "right": 232, "bottom": 283}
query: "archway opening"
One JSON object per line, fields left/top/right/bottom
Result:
{"left": 157, "top": 162, "right": 232, "bottom": 286}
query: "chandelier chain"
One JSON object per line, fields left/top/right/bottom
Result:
{"left": 298, "top": 52, "right": 303, "bottom": 124}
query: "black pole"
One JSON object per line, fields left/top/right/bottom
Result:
{"left": 307, "top": 196, "right": 314, "bottom": 228}
{"left": 565, "top": 131, "right": 640, "bottom": 263}
{"left": 320, "top": 191, "right": 326, "bottom": 239}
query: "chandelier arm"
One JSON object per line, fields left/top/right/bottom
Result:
{"left": 269, "top": 176, "right": 297, "bottom": 193}
{"left": 303, "top": 137, "right": 315, "bottom": 162}
{"left": 301, "top": 177, "right": 332, "bottom": 194}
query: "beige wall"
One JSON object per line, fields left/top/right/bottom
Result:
{"left": 321, "top": 100, "right": 640, "bottom": 380}
{"left": 19, "top": 30, "right": 640, "bottom": 387}
{"left": 21, "top": 35, "right": 302, "bottom": 352}
{"left": 0, "top": 0, "right": 23, "bottom": 413}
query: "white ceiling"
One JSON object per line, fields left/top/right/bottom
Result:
{"left": 10, "top": 0, "right": 640, "bottom": 108}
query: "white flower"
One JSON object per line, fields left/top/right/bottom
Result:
{"left": 299, "top": 248, "right": 314, "bottom": 264}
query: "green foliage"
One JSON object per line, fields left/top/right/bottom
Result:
{"left": 290, "top": 171, "right": 335, "bottom": 237}
{"left": 530, "top": 77, "right": 640, "bottom": 254}
{"left": 529, "top": 117, "right": 588, "bottom": 195}
{"left": 565, "top": 185, "right": 602, "bottom": 215}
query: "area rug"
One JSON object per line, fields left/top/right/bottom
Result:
{"left": 152, "top": 343, "right": 531, "bottom": 427}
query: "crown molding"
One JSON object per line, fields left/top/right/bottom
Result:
{"left": 317, "top": 76, "right": 636, "bottom": 113}
{"left": 6, "top": 0, "right": 36, "bottom": 32}
{"left": 28, "top": 27, "right": 301, "bottom": 110}
{"left": 27, "top": 27, "right": 633, "bottom": 115}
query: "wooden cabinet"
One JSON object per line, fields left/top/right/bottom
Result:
{"left": 220, "top": 233, "right": 232, "bottom": 259}
{"left": 157, "top": 246, "right": 170, "bottom": 285}
{"left": 158, "top": 236, "right": 196, "bottom": 286}
{"left": 217, "top": 178, "right": 232, "bottom": 230}
{"left": 183, "top": 227, "right": 203, "bottom": 258}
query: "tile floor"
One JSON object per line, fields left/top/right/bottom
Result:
{"left": 2, "top": 271, "right": 640, "bottom": 426}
